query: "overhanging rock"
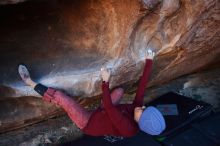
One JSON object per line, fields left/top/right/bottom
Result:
{"left": 0, "top": 0, "right": 219, "bottom": 98}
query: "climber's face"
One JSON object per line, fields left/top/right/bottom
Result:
{"left": 134, "top": 106, "right": 146, "bottom": 122}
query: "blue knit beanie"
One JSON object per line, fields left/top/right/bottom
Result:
{"left": 138, "top": 106, "right": 166, "bottom": 135}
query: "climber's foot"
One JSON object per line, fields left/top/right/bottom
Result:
{"left": 18, "top": 64, "right": 37, "bottom": 88}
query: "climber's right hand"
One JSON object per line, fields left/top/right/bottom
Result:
{"left": 101, "top": 67, "right": 110, "bottom": 82}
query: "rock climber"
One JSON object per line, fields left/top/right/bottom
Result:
{"left": 18, "top": 49, "right": 166, "bottom": 137}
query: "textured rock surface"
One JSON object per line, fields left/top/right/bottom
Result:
{"left": 0, "top": 0, "right": 219, "bottom": 98}
{"left": 0, "top": 0, "right": 26, "bottom": 5}
{"left": 0, "top": 96, "right": 64, "bottom": 133}
{"left": 0, "top": 115, "right": 83, "bottom": 146}
{"left": 0, "top": 0, "right": 219, "bottom": 135}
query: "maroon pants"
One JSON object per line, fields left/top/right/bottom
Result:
{"left": 43, "top": 87, "right": 124, "bottom": 129}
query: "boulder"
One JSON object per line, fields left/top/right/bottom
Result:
{"left": 0, "top": 0, "right": 219, "bottom": 98}
{"left": 0, "top": 0, "right": 219, "bottom": 133}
